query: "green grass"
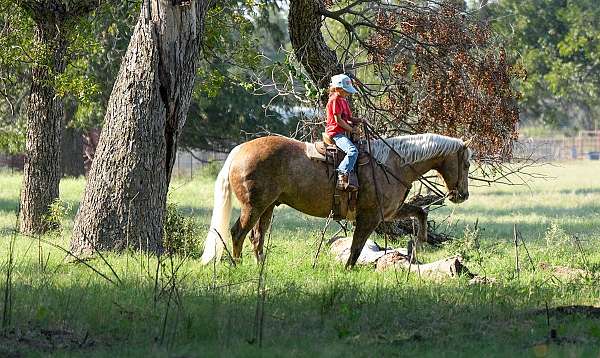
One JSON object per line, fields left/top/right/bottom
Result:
{"left": 1, "top": 162, "right": 600, "bottom": 357}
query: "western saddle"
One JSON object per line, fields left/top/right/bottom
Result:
{"left": 309, "top": 132, "right": 368, "bottom": 221}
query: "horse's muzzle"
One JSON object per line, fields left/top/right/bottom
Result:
{"left": 448, "top": 191, "right": 468, "bottom": 204}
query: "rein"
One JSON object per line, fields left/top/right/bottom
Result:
{"left": 447, "top": 147, "right": 467, "bottom": 200}
{"left": 365, "top": 124, "right": 387, "bottom": 223}
{"left": 362, "top": 122, "right": 447, "bottom": 198}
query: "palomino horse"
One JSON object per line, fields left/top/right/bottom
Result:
{"left": 201, "top": 133, "right": 471, "bottom": 268}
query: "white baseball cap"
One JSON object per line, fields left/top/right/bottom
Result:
{"left": 330, "top": 74, "right": 357, "bottom": 94}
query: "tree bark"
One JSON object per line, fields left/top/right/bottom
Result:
{"left": 288, "top": 0, "right": 342, "bottom": 104}
{"left": 19, "top": 23, "right": 67, "bottom": 234}
{"left": 18, "top": 0, "right": 106, "bottom": 234}
{"left": 70, "top": 0, "right": 208, "bottom": 255}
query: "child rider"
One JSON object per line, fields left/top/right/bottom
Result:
{"left": 325, "top": 74, "right": 361, "bottom": 191}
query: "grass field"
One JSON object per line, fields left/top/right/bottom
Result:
{"left": 1, "top": 161, "right": 600, "bottom": 357}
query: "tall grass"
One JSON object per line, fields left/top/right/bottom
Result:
{"left": 0, "top": 162, "right": 599, "bottom": 356}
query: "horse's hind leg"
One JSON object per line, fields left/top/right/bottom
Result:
{"left": 250, "top": 204, "right": 275, "bottom": 263}
{"left": 231, "top": 204, "right": 263, "bottom": 261}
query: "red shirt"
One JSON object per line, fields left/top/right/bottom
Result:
{"left": 325, "top": 93, "right": 353, "bottom": 137}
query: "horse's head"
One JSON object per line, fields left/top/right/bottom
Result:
{"left": 436, "top": 142, "right": 471, "bottom": 204}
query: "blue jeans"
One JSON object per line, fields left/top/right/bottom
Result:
{"left": 333, "top": 134, "right": 358, "bottom": 174}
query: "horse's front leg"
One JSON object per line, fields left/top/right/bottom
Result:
{"left": 394, "top": 203, "right": 428, "bottom": 245}
{"left": 346, "top": 215, "right": 381, "bottom": 269}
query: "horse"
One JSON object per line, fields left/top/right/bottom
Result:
{"left": 200, "top": 133, "right": 471, "bottom": 268}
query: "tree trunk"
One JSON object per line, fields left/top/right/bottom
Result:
{"left": 82, "top": 128, "right": 100, "bottom": 175}
{"left": 18, "top": 0, "right": 106, "bottom": 234}
{"left": 61, "top": 127, "right": 85, "bottom": 177}
{"left": 288, "top": 0, "right": 342, "bottom": 104}
{"left": 19, "top": 23, "right": 67, "bottom": 234}
{"left": 70, "top": 0, "right": 208, "bottom": 255}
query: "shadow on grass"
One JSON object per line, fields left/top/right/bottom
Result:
{"left": 0, "top": 198, "right": 20, "bottom": 212}
{"left": 434, "top": 201, "right": 600, "bottom": 240}
{"left": 2, "top": 252, "right": 600, "bottom": 357}
{"left": 464, "top": 203, "right": 600, "bottom": 219}
{"left": 558, "top": 187, "right": 600, "bottom": 195}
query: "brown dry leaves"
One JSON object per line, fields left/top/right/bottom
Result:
{"left": 360, "top": 2, "right": 523, "bottom": 159}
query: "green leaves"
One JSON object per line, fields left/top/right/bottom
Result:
{"left": 491, "top": 0, "right": 600, "bottom": 129}
{"left": 0, "top": 1, "right": 118, "bottom": 146}
{"left": 0, "top": 122, "right": 26, "bottom": 154}
{"left": 55, "top": 62, "right": 101, "bottom": 102}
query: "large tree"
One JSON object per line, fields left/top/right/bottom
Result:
{"left": 287, "top": 0, "right": 521, "bottom": 158}
{"left": 0, "top": 2, "right": 136, "bottom": 173}
{"left": 0, "top": 4, "right": 31, "bottom": 155}
{"left": 15, "top": 0, "right": 105, "bottom": 234}
{"left": 70, "top": 0, "right": 210, "bottom": 254}
{"left": 288, "top": 0, "right": 342, "bottom": 104}
{"left": 490, "top": 0, "right": 600, "bottom": 131}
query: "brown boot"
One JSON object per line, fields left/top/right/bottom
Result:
{"left": 338, "top": 173, "right": 359, "bottom": 191}
{"left": 347, "top": 172, "right": 359, "bottom": 191}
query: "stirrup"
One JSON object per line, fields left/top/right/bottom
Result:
{"left": 337, "top": 174, "right": 348, "bottom": 190}
{"left": 337, "top": 173, "right": 358, "bottom": 191}
{"left": 347, "top": 172, "right": 359, "bottom": 191}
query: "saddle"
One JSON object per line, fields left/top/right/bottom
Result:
{"left": 305, "top": 132, "right": 369, "bottom": 221}
{"left": 307, "top": 133, "right": 370, "bottom": 165}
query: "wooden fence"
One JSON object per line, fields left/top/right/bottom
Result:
{"left": 171, "top": 149, "right": 228, "bottom": 178}
{"left": 515, "top": 131, "right": 600, "bottom": 161}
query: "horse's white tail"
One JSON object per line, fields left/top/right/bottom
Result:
{"left": 201, "top": 145, "right": 242, "bottom": 265}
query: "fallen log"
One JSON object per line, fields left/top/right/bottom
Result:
{"left": 374, "top": 251, "right": 472, "bottom": 278}
{"left": 329, "top": 236, "right": 494, "bottom": 283}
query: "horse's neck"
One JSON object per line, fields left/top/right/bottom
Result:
{"left": 387, "top": 157, "right": 440, "bottom": 184}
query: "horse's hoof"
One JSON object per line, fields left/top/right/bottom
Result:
{"left": 254, "top": 253, "right": 265, "bottom": 264}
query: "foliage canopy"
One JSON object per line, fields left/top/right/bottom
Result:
{"left": 491, "top": 0, "right": 600, "bottom": 131}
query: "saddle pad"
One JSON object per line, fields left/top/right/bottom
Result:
{"left": 305, "top": 142, "right": 326, "bottom": 161}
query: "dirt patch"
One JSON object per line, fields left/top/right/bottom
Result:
{"left": 0, "top": 324, "right": 95, "bottom": 357}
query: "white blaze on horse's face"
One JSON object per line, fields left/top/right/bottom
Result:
{"left": 439, "top": 146, "right": 470, "bottom": 204}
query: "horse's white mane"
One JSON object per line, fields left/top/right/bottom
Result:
{"left": 370, "top": 133, "right": 468, "bottom": 164}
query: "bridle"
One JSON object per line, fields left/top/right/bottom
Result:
{"left": 362, "top": 122, "right": 470, "bottom": 203}
{"left": 447, "top": 147, "right": 469, "bottom": 202}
